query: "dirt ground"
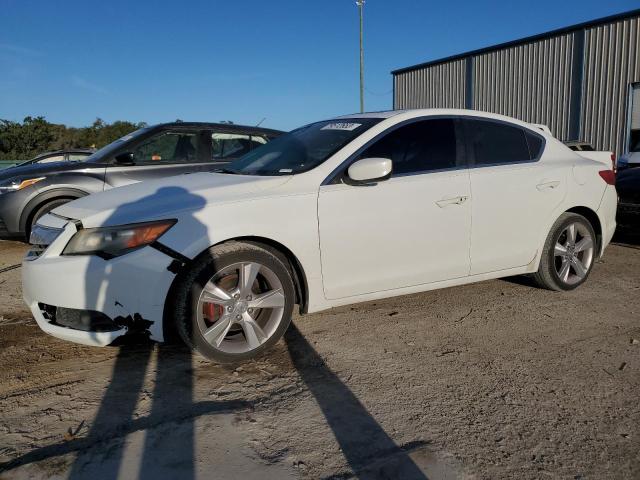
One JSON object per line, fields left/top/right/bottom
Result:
{"left": 0, "top": 232, "right": 639, "bottom": 480}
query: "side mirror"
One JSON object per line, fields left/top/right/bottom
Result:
{"left": 114, "top": 152, "right": 135, "bottom": 166}
{"left": 347, "top": 158, "right": 392, "bottom": 184}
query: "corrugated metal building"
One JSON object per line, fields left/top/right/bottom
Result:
{"left": 392, "top": 9, "right": 640, "bottom": 156}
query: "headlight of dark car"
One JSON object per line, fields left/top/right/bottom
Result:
{"left": 0, "top": 176, "right": 45, "bottom": 194}
{"left": 63, "top": 220, "right": 176, "bottom": 258}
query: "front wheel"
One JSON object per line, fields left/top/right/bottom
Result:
{"left": 28, "top": 198, "right": 73, "bottom": 238}
{"left": 531, "top": 212, "right": 597, "bottom": 291}
{"left": 174, "top": 242, "right": 295, "bottom": 363}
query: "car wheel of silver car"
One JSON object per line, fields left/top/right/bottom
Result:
{"left": 532, "top": 212, "right": 597, "bottom": 291}
{"left": 174, "top": 241, "right": 295, "bottom": 363}
{"left": 28, "top": 198, "right": 73, "bottom": 237}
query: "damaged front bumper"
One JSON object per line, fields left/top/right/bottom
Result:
{"left": 22, "top": 214, "right": 178, "bottom": 346}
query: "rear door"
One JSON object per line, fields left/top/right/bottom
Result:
{"left": 104, "top": 129, "right": 211, "bottom": 189}
{"left": 463, "top": 118, "right": 566, "bottom": 274}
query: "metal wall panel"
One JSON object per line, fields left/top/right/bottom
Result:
{"left": 631, "top": 83, "right": 640, "bottom": 129}
{"left": 393, "top": 11, "right": 640, "bottom": 154}
{"left": 471, "top": 33, "right": 576, "bottom": 140}
{"left": 394, "top": 34, "right": 576, "bottom": 141}
{"left": 394, "top": 59, "right": 466, "bottom": 109}
{"left": 581, "top": 16, "right": 640, "bottom": 154}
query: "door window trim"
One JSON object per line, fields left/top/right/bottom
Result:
{"left": 321, "top": 115, "right": 469, "bottom": 186}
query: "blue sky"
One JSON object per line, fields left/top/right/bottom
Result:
{"left": 1, "top": 0, "right": 638, "bottom": 131}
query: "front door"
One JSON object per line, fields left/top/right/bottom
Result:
{"left": 318, "top": 117, "right": 472, "bottom": 300}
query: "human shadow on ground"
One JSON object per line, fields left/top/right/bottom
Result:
{"left": 0, "top": 343, "right": 250, "bottom": 476}
{"left": 284, "top": 323, "right": 428, "bottom": 479}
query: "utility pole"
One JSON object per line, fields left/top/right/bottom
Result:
{"left": 356, "top": 0, "right": 365, "bottom": 113}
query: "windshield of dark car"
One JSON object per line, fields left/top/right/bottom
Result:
{"left": 85, "top": 126, "right": 154, "bottom": 162}
{"left": 224, "top": 119, "right": 382, "bottom": 175}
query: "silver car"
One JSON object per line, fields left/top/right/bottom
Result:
{"left": 0, "top": 122, "right": 281, "bottom": 240}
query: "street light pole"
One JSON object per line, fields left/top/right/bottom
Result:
{"left": 357, "top": 0, "right": 365, "bottom": 113}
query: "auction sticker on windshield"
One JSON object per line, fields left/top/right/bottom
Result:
{"left": 321, "top": 123, "right": 362, "bottom": 131}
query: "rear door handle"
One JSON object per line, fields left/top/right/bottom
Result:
{"left": 436, "top": 196, "right": 468, "bottom": 208}
{"left": 536, "top": 180, "right": 560, "bottom": 191}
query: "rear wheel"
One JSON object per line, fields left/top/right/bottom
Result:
{"left": 174, "top": 242, "right": 295, "bottom": 363}
{"left": 532, "top": 213, "right": 596, "bottom": 291}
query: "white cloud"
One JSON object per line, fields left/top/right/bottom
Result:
{"left": 0, "top": 43, "right": 41, "bottom": 56}
{"left": 71, "top": 75, "right": 108, "bottom": 94}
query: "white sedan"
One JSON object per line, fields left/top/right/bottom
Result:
{"left": 23, "top": 109, "right": 617, "bottom": 362}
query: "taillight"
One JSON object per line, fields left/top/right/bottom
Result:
{"left": 598, "top": 170, "right": 616, "bottom": 185}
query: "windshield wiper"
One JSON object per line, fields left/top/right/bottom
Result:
{"left": 214, "top": 167, "right": 239, "bottom": 175}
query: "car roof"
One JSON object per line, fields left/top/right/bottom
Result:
{"left": 334, "top": 108, "right": 545, "bottom": 132}
{"left": 33, "top": 148, "right": 95, "bottom": 158}
{"left": 150, "top": 122, "right": 283, "bottom": 136}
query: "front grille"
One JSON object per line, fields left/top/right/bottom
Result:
{"left": 38, "top": 303, "right": 120, "bottom": 332}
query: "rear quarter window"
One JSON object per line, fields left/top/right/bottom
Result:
{"left": 525, "top": 131, "right": 545, "bottom": 159}
{"left": 465, "top": 119, "right": 537, "bottom": 166}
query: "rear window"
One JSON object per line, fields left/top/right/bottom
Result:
{"left": 465, "top": 119, "right": 539, "bottom": 165}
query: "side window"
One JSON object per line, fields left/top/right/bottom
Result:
{"left": 465, "top": 119, "right": 532, "bottom": 165}
{"left": 38, "top": 154, "right": 65, "bottom": 164}
{"left": 132, "top": 132, "right": 198, "bottom": 164}
{"left": 212, "top": 133, "right": 260, "bottom": 160}
{"left": 358, "top": 118, "right": 458, "bottom": 175}
{"left": 68, "top": 153, "right": 90, "bottom": 161}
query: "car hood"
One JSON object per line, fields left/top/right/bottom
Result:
{"left": 0, "top": 160, "right": 88, "bottom": 180}
{"left": 53, "top": 172, "right": 292, "bottom": 227}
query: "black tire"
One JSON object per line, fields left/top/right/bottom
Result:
{"left": 28, "top": 198, "right": 73, "bottom": 237}
{"left": 173, "top": 241, "right": 295, "bottom": 363}
{"left": 531, "top": 212, "right": 597, "bottom": 291}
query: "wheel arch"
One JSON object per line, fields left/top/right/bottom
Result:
{"left": 532, "top": 204, "right": 604, "bottom": 273}
{"left": 20, "top": 188, "right": 89, "bottom": 235}
{"left": 161, "top": 235, "right": 310, "bottom": 343}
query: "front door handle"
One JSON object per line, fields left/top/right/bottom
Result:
{"left": 436, "top": 196, "right": 468, "bottom": 208}
{"left": 536, "top": 180, "right": 560, "bottom": 191}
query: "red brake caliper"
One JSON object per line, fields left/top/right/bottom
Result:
{"left": 204, "top": 303, "right": 224, "bottom": 323}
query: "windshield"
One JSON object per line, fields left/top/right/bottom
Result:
{"left": 85, "top": 126, "right": 154, "bottom": 163}
{"left": 224, "top": 118, "right": 382, "bottom": 175}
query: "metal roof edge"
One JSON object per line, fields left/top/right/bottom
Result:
{"left": 391, "top": 8, "right": 640, "bottom": 75}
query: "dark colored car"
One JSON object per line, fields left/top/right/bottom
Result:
{"left": 617, "top": 166, "right": 640, "bottom": 227}
{"left": 14, "top": 148, "right": 97, "bottom": 167}
{"left": 0, "top": 122, "right": 282, "bottom": 239}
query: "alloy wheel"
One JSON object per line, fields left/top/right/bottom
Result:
{"left": 196, "top": 262, "right": 286, "bottom": 354}
{"left": 553, "top": 222, "right": 595, "bottom": 286}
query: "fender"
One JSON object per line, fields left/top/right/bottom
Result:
{"left": 20, "top": 187, "right": 89, "bottom": 232}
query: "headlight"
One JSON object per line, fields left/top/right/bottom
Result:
{"left": 63, "top": 220, "right": 176, "bottom": 258}
{"left": 0, "top": 177, "right": 46, "bottom": 194}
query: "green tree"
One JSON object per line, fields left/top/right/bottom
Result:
{"left": 0, "top": 117, "right": 146, "bottom": 160}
